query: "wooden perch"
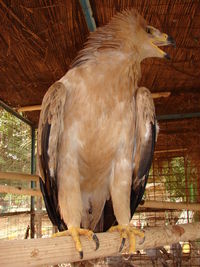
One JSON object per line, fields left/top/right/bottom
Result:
{"left": 0, "top": 222, "right": 200, "bottom": 266}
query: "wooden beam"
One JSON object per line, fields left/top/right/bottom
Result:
{"left": 0, "top": 211, "right": 30, "bottom": 217}
{"left": 17, "top": 105, "right": 41, "bottom": 112}
{"left": 0, "top": 210, "right": 46, "bottom": 218}
{"left": 157, "top": 112, "right": 200, "bottom": 121}
{"left": 152, "top": 92, "right": 171, "bottom": 99}
{"left": 155, "top": 148, "right": 187, "bottom": 154}
{"left": 0, "top": 222, "right": 200, "bottom": 266}
{"left": 0, "top": 185, "right": 42, "bottom": 197}
{"left": 141, "top": 200, "right": 200, "bottom": 211}
{"left": 0, "top": 171, "right": 39, "bottom": 182}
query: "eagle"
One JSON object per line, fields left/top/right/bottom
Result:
{"left": 37, "top": 9, "right": 175, "bottom": 258}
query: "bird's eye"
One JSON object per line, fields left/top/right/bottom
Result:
{"left": 146, "top": 27, "right": 152, "bottom": 34}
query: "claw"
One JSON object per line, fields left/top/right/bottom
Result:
{"left": 119, "top": 237, "right": 126, "bottom": 252}
{"left": 52, "top": 227, "right": 99, "bottom": 259}
{"left": 108, "top": 224, "right": 144, "bottom": 254}
{"left": 79, "top": 251, "right": 83, "bottom": 259}
{"left": 92, "top": 234, "right": 100, "bottom": 250}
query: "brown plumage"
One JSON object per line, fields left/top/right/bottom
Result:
{"left": 37, "top": 9, "right": 175, "bottom": 257}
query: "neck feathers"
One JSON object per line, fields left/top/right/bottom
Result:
{"left": 71, "top": 9, "right": 145, "bottom": 69}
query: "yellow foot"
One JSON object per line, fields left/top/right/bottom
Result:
{"left": 52, "top": 227, "right": 99, "bottom": 259}
{"left": 109, "top": 225, "right": 144, "bottom": 254}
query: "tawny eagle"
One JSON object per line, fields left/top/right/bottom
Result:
{"left": 37, "top": 9, "right": 175, "bottom": 258}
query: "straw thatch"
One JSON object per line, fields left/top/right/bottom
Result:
{"left": 0, "top": 0, "right": 200, "bottom": 126}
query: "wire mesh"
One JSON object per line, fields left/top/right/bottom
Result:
{"left": 130, "top": 118, "right": 200, "bottom": 266}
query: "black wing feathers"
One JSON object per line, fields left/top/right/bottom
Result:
{"left": 130, "top": 121, "right": 156, "bottom": 216}
{"left": 37, "top": 82, "right": 68, "bottom": 232}
{"left": 39, "top": 121, "right": 67, "bottom": 231}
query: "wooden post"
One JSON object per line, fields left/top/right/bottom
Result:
{"left": 30, "top": 127, "right": 36, "bottom": 239}
{"left": 35, "top": 188, "right": 43, "bottom": 238}
{"left": 0, "top": 222, "right": 200, "bottom": 266}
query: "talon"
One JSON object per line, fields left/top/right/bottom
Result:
{"left": 119, "top": 237, "right": 126, "bottom": 252}
{"left": 108, "top": 224, "right": 144, "bottom": 254}
{"left": 79, "top": 251, "right": 83, "bottom": 259}
{"left": 92, "top": 234, "right": 100, "bottom": 250}
{"left": 52, "top": 227, "right": 98, "bottom": 258}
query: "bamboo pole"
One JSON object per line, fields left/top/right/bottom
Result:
{"left": 0, "top": 185, "right": 42, "bottom": 197}
{"left": 0, "top": 171, "right": 39, "bottom": 182}
{"left": 140, "top": 200, "right": 200, "bottom": 211}
{"left": 0, "top": 222, "right": 200, "bottom": 266}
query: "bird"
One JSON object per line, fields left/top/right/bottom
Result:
{"left": 37, "top": 9, "right": 175, "bottom": 259}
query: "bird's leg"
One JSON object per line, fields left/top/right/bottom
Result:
{"left": 53, "top": 163, "right": 99, "bottom": 259}
{"left": 109, "top": 158, "right": 144, "bottom": 253}
{"left": 52, "top": 227, "right": 99, "bottom": 259}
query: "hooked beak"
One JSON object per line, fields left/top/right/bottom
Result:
{"left": 152, "top": 33, "right": 176, "bottom": 60}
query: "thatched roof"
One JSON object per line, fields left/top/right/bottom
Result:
{"left": 0, "top": 0, "right": 200, "bottom": 126}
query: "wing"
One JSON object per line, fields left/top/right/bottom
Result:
{"left": 37, "top": 81, "right": 68, "bottom": 231}
{"left": 130, "top": 87, "right": 157, "bottom": 216}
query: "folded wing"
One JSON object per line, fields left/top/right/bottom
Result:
{"left": 131, "top": 87, "right": 157, "bottom": 216}
{"left": 37, "top": 82, "right": 68, "bottom": 231}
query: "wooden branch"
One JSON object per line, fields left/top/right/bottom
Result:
{"left": 17, "top": 105, "right": 41, "bottom": 112}
{"left": 140, "top": 200, "right": 200, "bottom": 211}
{"left": 0, "top": 185, "right": 42, "bottom": 197}
{"left": 0, "top": 171, "right": 39, "bottom": 182}
{"left": 152, "top": 92, "right": 171, "bottom": 99}
{"left": 0, "top": 222, "right": 200, "bottom": 266}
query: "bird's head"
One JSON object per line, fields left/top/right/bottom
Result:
{"left": 141, "top": 25, "right": 176, "bottom": 60}
{"left": 108, "top": 9, "right": 176, "bottom": 62}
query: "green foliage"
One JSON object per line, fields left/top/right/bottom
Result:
{"left": 0, "top": 108, "right": 32, "bottom": 212}
{"left": 164, "top": 157, "right": 186, "bottom": 201}
{"left": 161, "top": 157, "right": 198, "bottom": 203}
{"left": 0, "top": 108, "right": 31, "bottom": 173}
